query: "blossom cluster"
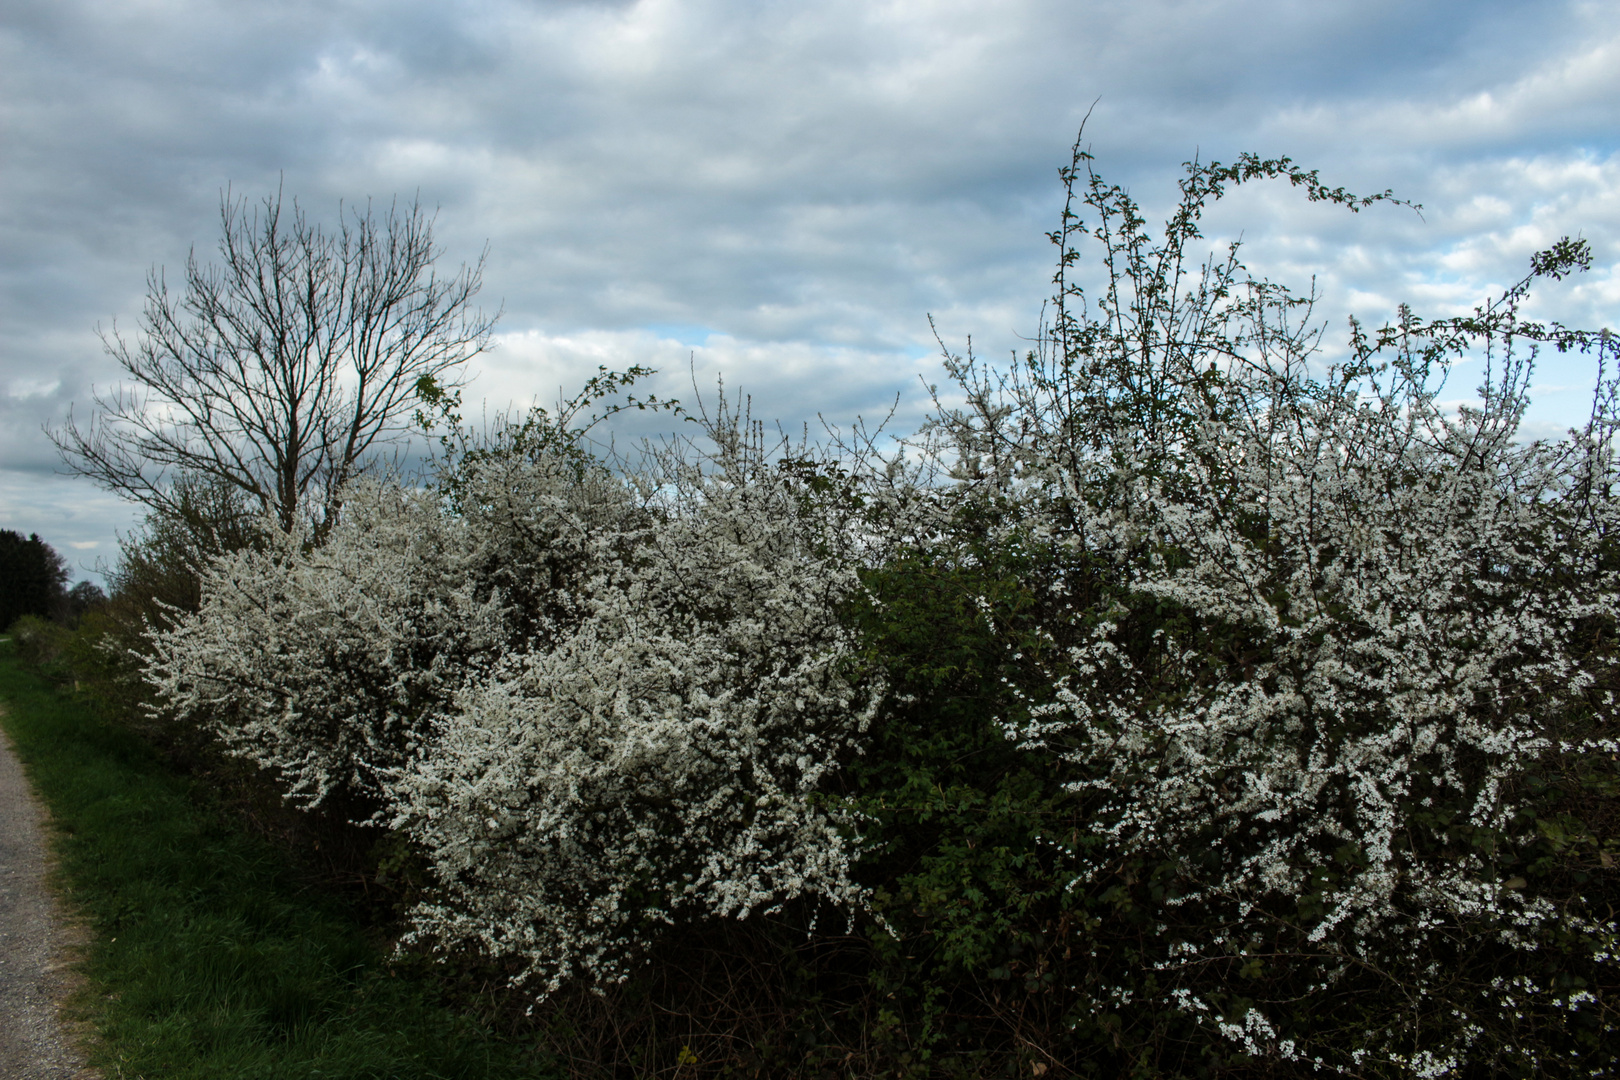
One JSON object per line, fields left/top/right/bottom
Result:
{"left": 146, "top": 428, "right": 881, "bottom": 991}
{"left": 934, "top": 259, "right": 1620, "bottom": 1069}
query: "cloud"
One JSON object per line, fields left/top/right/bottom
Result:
{"left": 3, "top": 0, "right": 1616, "bottom": 566}
{"left": 475, "top": 326, "right": 937, "bottom": 436}
{"left": 1264, "top": 3, "right": 1619, "bottom": 156}
{"left": 0, "top": 468, "right": 134, "bottom": 585}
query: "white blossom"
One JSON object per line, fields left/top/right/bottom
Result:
{"left": 147, "top": 420, "right": 884, "bottom": 992}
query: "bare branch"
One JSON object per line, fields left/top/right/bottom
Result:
{"left": 50, "top": 186, "right": 498, "bottom": 534}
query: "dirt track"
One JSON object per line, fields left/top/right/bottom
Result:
{"left": 0, "top": 716, "right": 96, "bottom": 1079}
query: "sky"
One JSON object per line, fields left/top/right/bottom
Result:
{"left": 3, "top": 0, "right": 1617, "bottom": 585}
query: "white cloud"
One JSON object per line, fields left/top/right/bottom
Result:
{"left": 7, "top": 378, "right": 61, "bottom": 400}
{"left": 475, "top": 327, "right": 937, "bottom": 440}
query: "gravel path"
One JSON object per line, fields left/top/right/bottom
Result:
{"left": 0, "top": 716, "right": 97, "bottom": 1079}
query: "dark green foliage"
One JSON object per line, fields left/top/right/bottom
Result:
{"left": 828, "top": 522, "right": 1230, "bottom": 1078}
{"left": 0, "top": 528, "right": 69, "bottom": 629}
{"left": 839, "top": 533, "right": 1093, "bottom": 1076}
{"left": 64, "top": 580, "right": 106, "bottom": 622}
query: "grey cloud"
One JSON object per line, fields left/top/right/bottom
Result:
{"left": 2, "top": 0, "right": 1615, "bottom": 572}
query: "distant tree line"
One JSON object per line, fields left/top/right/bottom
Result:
{"left": 0, "top": 529, "right": 103, "bottom": 630}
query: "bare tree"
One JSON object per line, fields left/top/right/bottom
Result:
{"left": 52, "top": 187, "right": 498, "bottom": 533}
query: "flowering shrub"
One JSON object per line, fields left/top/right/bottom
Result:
{"left": 146, "top": 478, "right": 507, "bottom": 810}
{"left": 148, "top": 409, "right": 882, "bottom": 991}
{"left": 139, "top": 140, "right": 1619, "bottom": 1076}
{"left": 400, "top": 443, "right": 881, "bottom": 991}
{"left": 923, "top": 141, "right": 1620, "bottom": 1074}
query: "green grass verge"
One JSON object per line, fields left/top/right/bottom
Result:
{"left": 0, "top": 642, "right": 559, "bottom": 1080}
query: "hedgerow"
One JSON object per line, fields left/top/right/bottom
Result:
{"left": 127, "top": 137, "right": 1620, "bottom": 1077}
{"left": 147, "top": 398, "right": 885, "bottom": 993}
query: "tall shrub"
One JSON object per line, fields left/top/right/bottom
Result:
{"left": 148, "top": 401, "right": 884, "bottom": 991}
{"left": 922, "top": 139, "right": 1620, "bottom": 1075}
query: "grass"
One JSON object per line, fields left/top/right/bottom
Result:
{"left": 0, "top": 641, "right": 560, "bottom": 1080}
